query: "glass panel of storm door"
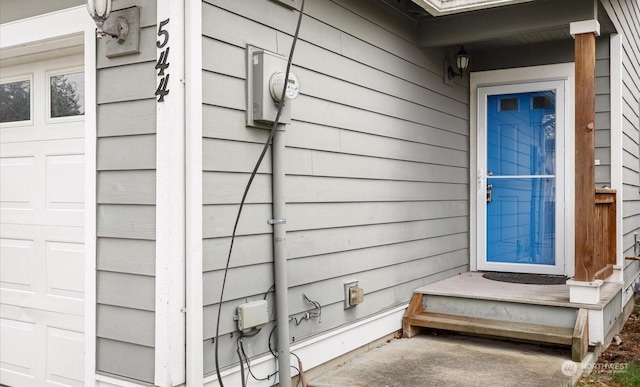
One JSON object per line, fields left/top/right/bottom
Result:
{"left": 486, "top": 91, "right": 556, "bottom": 265}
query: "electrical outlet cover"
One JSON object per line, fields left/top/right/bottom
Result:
{"left": 344, "top": 281, "right": 358, "bottom": 309}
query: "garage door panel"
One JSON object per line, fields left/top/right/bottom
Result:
{"left": 1, "top": 225, "right": 84, "bottom": 316}
{"left": 46, "top": 326, "right": 84, "bottom": 386}
{"left": 1, "top": 138, "right": 85, "bottom": 226}
{"left": 46, "top": 241, "right": 84, "bottom": 300}
{"left": 0, "top": 317, "right": 37, "bottom": 378}
{"left": 46, "top": 153, "right": 84, "bottom": 211}
{"left": 0, "top": 156, "right": 35, "bottom": 209}
{"left": 0, "top": 238, "right": 35, "bottom": 292}
{"left": 1, "top": 304, "right": 84, "bottom": 386}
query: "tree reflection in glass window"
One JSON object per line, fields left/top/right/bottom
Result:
{"left": 50, "top": 72, "right": 84, "bottom": 118}
{"left": 0, "top": 80, "right": 31, "bottom": 123}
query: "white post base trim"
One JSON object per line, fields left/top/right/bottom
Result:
{"left": 605, "top": 265, "right": 624, "bottom": 283}
{"left": 567, "top": 279, "right": 603, "bottom": 304}
{"left": 204, "top": 304, "right": 408, "bottom": 386}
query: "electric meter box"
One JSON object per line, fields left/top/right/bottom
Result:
{"left": 248, "top": 47, "right": 299, "bottom": 127}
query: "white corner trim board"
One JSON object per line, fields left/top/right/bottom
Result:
{"left": 185, "top": 0, "right": 205, "bottom": 385}
{"left": 154, "top": 0, "right": 187, "bottom": 385}
{"left": 203, "top": 304, "right": 408, "bottom": 386}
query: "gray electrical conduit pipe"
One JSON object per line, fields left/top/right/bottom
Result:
{"left": 214, "top": 1, "right": 305, "bottom": 386}
{"left": 272, "top": 124, "right": 290, "bottom": 386}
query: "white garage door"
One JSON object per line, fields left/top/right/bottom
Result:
{"left": 1, "top": 53, "right": 85, "bottom": 386}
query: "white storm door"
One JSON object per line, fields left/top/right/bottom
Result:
{"left": 477, "top": 80, "right": 566, "bottom": 275}
{"left": 1, "top": 54, "right": 86, "bottom": 387}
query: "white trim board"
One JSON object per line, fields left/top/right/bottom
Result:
{"left": 0, "top": 6, "right": 98, "bottom": 387}
{"left": 185, "top": 0, "right": 204, "bottom": 384}
{"left": 154, "top": 0, "right": 187, "bottom": 385}
{"left": 203, "top": 305, "right": 407, "bottom": 386}
{"left": 470, "top": 63, "right": 576, "bottom": 277}
{"left": 609, "top": 33, "right": 624, "bottom": 278}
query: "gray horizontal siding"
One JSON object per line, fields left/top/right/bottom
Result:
{"left": 603, "top": 0, "right": 640, "bottom": 269}
{"left": 201, "top": 0, "right": 469, "bottom": 373}
{"left": 95, "top": 0, "right": 157, "bottom": 382}
{"left": 98, "top": 170, "right": 156, "bottom": 205}
{"left": 98, "top": 99, "right": 156, "bottom": 137}
{"left": 97, "top": 304, "right": 155, "bottom": 347}
{"left": 97, "top": 338, "right": 154, "bottom": 383}
{"left": 97, "top": 238, "right": 155, "bottom": 276}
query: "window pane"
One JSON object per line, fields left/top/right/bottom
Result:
{"left": 50, "top": 72, "right": 85, "bottom": 118}
{"left": 499, "top": 98, "right": 518, "bottom": 111}
{"left": 0, "top": 80, "right": 31, "bottom": 123}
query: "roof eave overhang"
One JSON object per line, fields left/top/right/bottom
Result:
{"left": 411, "top": 0, "right": 536, "bottom": 16}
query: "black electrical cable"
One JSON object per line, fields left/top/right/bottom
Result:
{"left": 214, "top": 1, "right": 306, "bottom": 385}
{"left": 264, "top": 284, "right": 275, "bottom": 300}
{"left": 268, "top": 324, "right": 278, "bottom": 358}
{"left": 236, "top": 338, "right": 247, "bottom": 387}
{"left": 267, "top": 323, "right": 303, "bottom": 387}
{"left": 239, "top": 337, "right": 278, "bottom": 382}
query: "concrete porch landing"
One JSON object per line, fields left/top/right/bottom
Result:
{"left": 308, "top": 334, "right": 579, "bottom": 387}
{"left": 412, "top": 271, "right": 621, "bottom": 309}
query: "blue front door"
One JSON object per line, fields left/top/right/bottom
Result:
{"left": 486, "top": 90, "right": 557, "bottom": 265}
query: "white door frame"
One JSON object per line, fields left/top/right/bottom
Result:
{"left": 470, "top": 63, "right": 575, "bottom": 277}
{"left": 1, "top": 6, "right": 97, "bottom": 386}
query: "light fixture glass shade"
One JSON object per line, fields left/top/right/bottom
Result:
{"left": 455, "top": 46, "right": 470, "bottom": 71}
{"left": 87, "top": 0, "right": 112, "bottom": 24}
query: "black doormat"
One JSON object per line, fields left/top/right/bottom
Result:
{"left": 482, "top": 272, "right": 568, "bottom": 285}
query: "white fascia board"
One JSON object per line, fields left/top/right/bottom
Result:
{"left": 411, "top": 0, "right": 535, "bottom": 16}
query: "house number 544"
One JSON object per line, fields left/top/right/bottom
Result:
{"left": 155, "top": 18, "right": 170, "bottom": 102}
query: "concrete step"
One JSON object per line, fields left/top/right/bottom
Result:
{"left": 405, "top": 311, "right": 573, "bottom": 345}
{"left": 403, "top": 293, "right": 590, "bottom": 361}
{"left": 422, "top": 294, "right": 578, "bottom": 329}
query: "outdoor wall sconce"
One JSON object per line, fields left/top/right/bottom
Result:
{"left": 86, "top": 0, "right": 140, "bottom": 57}
{"left": 447, "top": 46, "right": 470, "bottom": 80}
{"left": 86, "top": 0, "right": 127, "bottom": 42}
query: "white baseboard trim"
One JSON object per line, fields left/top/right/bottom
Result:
{"left": 204, "top": 304, "right": 408, "bottom": 386}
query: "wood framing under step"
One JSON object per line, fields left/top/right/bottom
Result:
{"left": 402, "top": 294, "right": 591, "bottom": 362}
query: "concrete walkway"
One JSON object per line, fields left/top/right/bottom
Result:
{"left": 307, "top": 333, "right": 579, "bottom": 387}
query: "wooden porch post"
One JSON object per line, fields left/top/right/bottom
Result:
{"left": 574, "top": 32, "right": 596, "bottom": 282}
